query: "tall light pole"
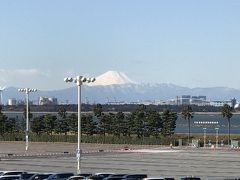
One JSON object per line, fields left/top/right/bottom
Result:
{"left": 18, "top": 88, "right": 37, "bottom": 151}
{"left": 215, "top": 128, "right": 219, "bottom": 148}
{"left": 64, "top": 75, "right": 95, "bottom": 174}
{"left": 203, "top": 128, "right": 206, "bottom": 148}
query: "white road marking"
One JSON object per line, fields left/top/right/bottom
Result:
{"left": 126, "top": 149, "right": 181, "bottom": 153}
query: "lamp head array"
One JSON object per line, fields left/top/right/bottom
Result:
{"left": 64, "top": 76, "right": 96, "bottom": 84}
{"left": 87, "top": 77, "right": 96, "bottom": 83}
{"left": 29, "top": 89, "right": 37, "bottom": 92}
{"left": 18, "top": 88, "right": 37, "bottom": 93}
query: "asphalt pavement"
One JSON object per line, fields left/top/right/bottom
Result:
{"left": 1, "top": 142, "right": 240, "bottom": 180}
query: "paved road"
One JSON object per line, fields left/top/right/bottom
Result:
{"left": 1, "top": 142, "right": 240, "bottom": 180}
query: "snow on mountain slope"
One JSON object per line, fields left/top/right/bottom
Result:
{"left": 90, "top": 70, "right": 136, "bottom": 86}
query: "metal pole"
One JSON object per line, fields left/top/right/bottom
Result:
{"left": 188, "top": 119, "right": 190, "bottom": 145}
{"left": 228, "top": 119, "right": 230, "bottom": 146}
{"left": 215, "top": 128, "right": 219, "bottom": 148}
{"left": 26, "top": 90, "right": 29, "bottom": 151}
{"left": 0, "top": 90, "right": 2, "bottom": 105}
{"left": 203, "top": 128, "right": 206, "bottom": 148}
{"left": 77, "top": 78, "right": 81, "bottom": 174}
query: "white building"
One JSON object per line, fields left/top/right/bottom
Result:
{"left": 209, "top": 101, "right": 232, "bottom": 107}
{"left": 39, "top": 97, "right": 58, "bottom": 105}
{"left": 8, "top": 98, "right": 17, "bottom": 106}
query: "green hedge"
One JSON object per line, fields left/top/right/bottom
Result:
{"left": 0, "top": 133, "right": 237, "bottom": 146}
{"left": 0, "top": 133, "right": 172, "bottom": 145}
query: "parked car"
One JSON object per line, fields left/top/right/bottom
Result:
{"left": 47, "top": 173, "right": 74, "bottom": 180}
{"left": 66, "top": 176, "right": 85, "bottom": 180}
{"left": 0, "top": 172, "right": 26, "bottom": 177}
{"left": 106, "top": 174, "right": 127, "bottom": 178}
{"left": 89, "top": 173, "right": 114, "bottom": 180}
{"left": 29, "top": 173, "right": 53, "bottom": 180}
{"left": 122, "top": 174, "right": 147, "bottom": 180}
{"left": 103, "top": 174, "right": 127, "bottom": 180}
{"left": 94, "top": 173, "right": 114, "bottom": 178}
{"left": 77, "top": 174, "right": 92, "bottom": 178}
{"left": 88, "top": 175, "right": 105, "bottom": 180}
{"left": 102, "top": 178, "right": 123, "bottom": 180}
{"left": 180, "top": 177, "right": 201, "bottom": 180}
{"left": 20, "top": 173, "right": 37, "bottom": 180}
{"left": 143, "top": 178, "right": 165, "bottom": 180}
{"left": 0, "top": 175, "right": 21, "bottom": 180}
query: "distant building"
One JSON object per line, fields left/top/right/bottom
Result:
{"left": 128, "top": 96, "right": 235, "bottom": 107}
{"left": 17, "top": 100, "right": 25, "bottom": 105}
{"left": 135, "top": 99, "right": 178, "bottom": 106}
{"left": 157, "top": 99, "right": 176, "bottom": 105}
{"left": 190, "top": 96, "right": 207, "bottom": 106}
{"left": 174, "top": 95, "right": 209, "bottom": 106}
{"left": 137, "top": 95, "right": 210, "bottom": 106}
{"left": 8, "top": 98, "right": 17, "bottom": 106}
{"left": 209, "top": 100, "right": 232, "bottom": 107}
{"left": 176, "top": 96, "right": 181, "bottom": 106}
{"left": 181, "top": 95, "right": 191, "bottom": 105}
{"left": 107, "top": 101, "right": 125, "bottom": 105}
{"left": 39, "top": 97, "right": 58, "bottom": 105}
{"left": 136, "top": 100, "right": 154, "bottom": 105}
{"left": 231, "top": 98, "right": 237, "bottom": 108}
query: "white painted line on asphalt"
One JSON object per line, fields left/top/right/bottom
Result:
{"left": 126, "top": 149, "right": 181, "bottom": 153}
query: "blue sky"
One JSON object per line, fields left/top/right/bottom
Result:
{"left": 1, "top": 0, "right": 240, "bottom": 90}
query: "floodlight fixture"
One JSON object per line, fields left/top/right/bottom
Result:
{"left": 86, "top": 77, "right": 96, "bottom": 83}
{"left": 80, "top": 77, "right": 86, "bottom": 82}
{"left": 0, "top": 86, "right": 6, "bottom": 91}
{"left": 64, "top": 77, "right": 74, "bottom": 82}
{"left": 91, "top": 77, "right": 96, "bottom": 82}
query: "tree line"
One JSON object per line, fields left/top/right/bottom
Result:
{"left": 0, "top": 104, "right": 177, "bottom": 140}
{"left": 3, "top": 103, "right": 222, "bottom": 113}
{"left": 0, "top": 104, "right": 234, "bottom": 145}
{"left": 30, "top": 104, "right": 178, "bottom": 139}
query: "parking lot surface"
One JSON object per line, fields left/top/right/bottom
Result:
{"left": 1, "top": 142, "right": 240, "bottom": 180}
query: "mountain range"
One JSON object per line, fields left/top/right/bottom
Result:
{"left": 1, "top": 70, "right": 240, "bottom": 104}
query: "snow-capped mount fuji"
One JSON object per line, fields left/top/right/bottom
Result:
{"left": 2, "top": 70, "right": 240, "bottom": 104}
{"left": 90, "top": 71, "right": 136, "bottom": 86}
